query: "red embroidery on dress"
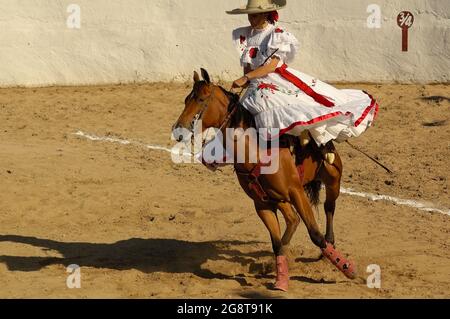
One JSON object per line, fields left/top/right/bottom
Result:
{"left": 240, "top": 35, "right": 246, "bottom": 44}
{"left": 275, "top": 28, "right": 284, "bottom": 33}
{"left": 258, "top": 83, "right": 278, "bottom": 90}
{"left": 249, "top": 47, "right": 259, "bottom": 59}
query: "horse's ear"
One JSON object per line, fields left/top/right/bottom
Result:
{"left": 200, "top": 68, "right": 211, "bottom": 84}
{"left": 193, "top": 71, "right": 200, "bottom": 82}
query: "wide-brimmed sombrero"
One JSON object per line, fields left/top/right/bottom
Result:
{"left": 226, "top": 0, "right": 286, "bottom": 15}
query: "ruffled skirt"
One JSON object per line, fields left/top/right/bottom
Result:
{"left": 240, "top": 67, "right": 379, "bottom": 145}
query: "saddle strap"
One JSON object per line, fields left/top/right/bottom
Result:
{"left": 242, "top": 162, "right": 271, "bottom": 203}
{"left": 236, "top": 150, "right": 304, "bottom": 203}
{"left": 248, "top": 179, "right": 270, "bottom": 203}
{"left": 235, "top": 160, "right": 271, "bottom": 203}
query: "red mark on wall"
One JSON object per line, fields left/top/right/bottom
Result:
{"left": 397, "top": 11, "right": 414, "bottom": 52}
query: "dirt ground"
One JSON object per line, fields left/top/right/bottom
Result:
{"left": 0, "top": 82, "right": 449, "bottom": 299}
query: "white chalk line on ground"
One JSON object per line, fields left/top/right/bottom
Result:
{"left": 340, "top": 188, "right": 449, "bottom": 216}
{"left": 74, "top": 130, "right": 450, "bottom": 217}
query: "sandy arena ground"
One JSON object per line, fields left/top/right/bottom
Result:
{"left": 0, "top": 82, "right": 449, "bottom": 298}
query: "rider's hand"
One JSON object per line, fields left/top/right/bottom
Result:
{"left": 232, "top": 76, "right": 249, "bottom": 89}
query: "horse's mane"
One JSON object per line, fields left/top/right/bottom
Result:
{"left": 218, "top": 86, "right": 256, "bottom": 129}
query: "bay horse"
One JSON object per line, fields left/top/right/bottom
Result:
{"left": 172, "top": 69, "right": 357, "bottom": 292}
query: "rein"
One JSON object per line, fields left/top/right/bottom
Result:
{"left": 218, "top": 87, "right": 244, "bottom": 131}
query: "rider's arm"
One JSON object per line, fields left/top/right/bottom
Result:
{"left": 245, "top": 57, "right": 280, "bottom": 81}
{"left": 233, "top": 57, "right": 280, "bottom": 88}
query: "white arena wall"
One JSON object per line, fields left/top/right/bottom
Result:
{"left": 0, "top": 0, "right": 448, "bottom": 87}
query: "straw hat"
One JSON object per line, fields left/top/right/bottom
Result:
{"left": 226, "top": 0, "right": 286, "bottom": 15}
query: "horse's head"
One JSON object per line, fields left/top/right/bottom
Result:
{"left": 172, "top": 69, "right": 232, "bottom": 142}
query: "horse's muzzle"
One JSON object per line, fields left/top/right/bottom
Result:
{"left": 171, "top": 123, "right": 191, "bottom": 143}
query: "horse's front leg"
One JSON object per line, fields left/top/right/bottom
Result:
{"left": 277, "top": 202, "right": 300, "bottom": 251}
{"left": 254, "top": 202, "right": 289, "bottom": 292}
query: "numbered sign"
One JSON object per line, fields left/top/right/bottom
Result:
{"left": 397, "top": 11, "right": 414, "bottom": 52}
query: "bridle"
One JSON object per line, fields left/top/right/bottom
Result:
{"left": 185, "top": 84, "right": 243, "bottom": 153}
{"left": 185, "top": 89, "right": 213, "bottom": 133}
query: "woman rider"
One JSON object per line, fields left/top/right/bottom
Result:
{"left": 227, "top": 0, "right": 379, "bottom": 165}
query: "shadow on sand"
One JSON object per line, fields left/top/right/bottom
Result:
{"left": 0, "top": 235, "right": 336, "bottom": 289}
{"left": 0, "top": 235, "right": 272, "bottom": 287}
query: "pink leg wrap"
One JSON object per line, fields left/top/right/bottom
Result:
{"left": 274, "top": 256, "right": 289, "bottom": 292}
{"left": 322, "top": 243, "right": 357, "bottom": 279}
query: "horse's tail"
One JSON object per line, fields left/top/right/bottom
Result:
{"left": 304, "top": 180, "right": 322, "bottom": 207}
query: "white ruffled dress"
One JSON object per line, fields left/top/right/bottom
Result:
{"left": 232, "top": 24, "right": 379, "bottom": 145}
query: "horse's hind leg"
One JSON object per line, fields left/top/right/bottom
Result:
{"left": 254, "top": 202, "right": 289, "bottom": 292}
{"left": 324, "top": 183, "right": 339, "bottom": 246}
{"left": 289, "top": 187, "right": 327, "bottom": 249}
{"left": 290, "top": 186, "right": 357, "bottom": 279}
{"left": 321, "top": 155, "right": 342, "bottom": 246}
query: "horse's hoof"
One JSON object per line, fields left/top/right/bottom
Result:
{"left": 274, "top": 256, "right": 289, "bottom": 292}
{"left": 274, "top": 281, "right": 289, "bottom": 292}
